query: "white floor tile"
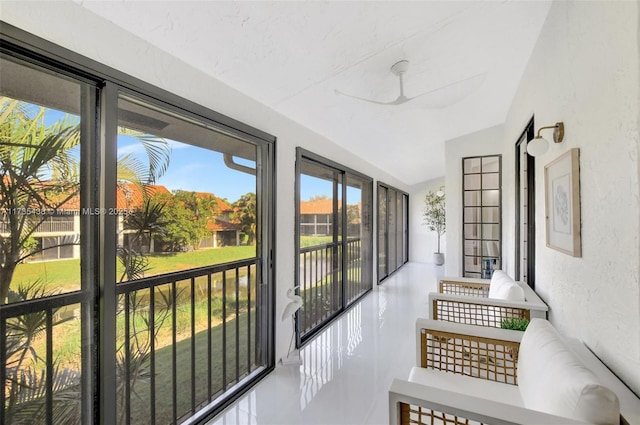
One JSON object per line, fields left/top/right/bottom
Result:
{"left": 207, "top": 262, "right": 441, "bottom": 425}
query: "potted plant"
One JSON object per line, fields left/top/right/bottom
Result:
{"left": 501, "top": 317, "right": 529, "bottom": 360}
{"left": 501, "top": 317, "right": 530, "bottom": 331}
{"left": 423, "top": 189, "right": 446, "bottom": 265}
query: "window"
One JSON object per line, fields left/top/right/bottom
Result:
{"left": 1, "top": 28, "right": 275, "bottom": 424}
{"left": 462, "top": 155, "right": 502, "bottom": 278}
{"left": 377, "top": 182, "right": 409, "bottom": 282}
{"left": 0, "top": 48, "right": 91, "bottom": 425}
{"left": 295, "top": 149, "right": 373, "bottom": 345}
{"left": 113, "top": 93, "right": 271, "bottom": 423}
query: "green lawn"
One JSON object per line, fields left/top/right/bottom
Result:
{"left": 11, "top": 245, "right": 257, "bottom": 293}
{"left": 300, "top": 235, "right": 333, "bottom": 248}
{"left": 127, "top": 312, "right": 256, "bottom": 424}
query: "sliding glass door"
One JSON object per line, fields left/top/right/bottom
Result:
{"left": 0, "top": 30, "right": 275, "bottom": 424}
{"left": 0, "top": 49, "right": 96, "bottom": 425}
{"left": 295, "top": 149, "right": 373, "bottom": 345}
{"left": 113, "top": 92, "right": 272, "bottom": 424}
{"left": 377, "top": 183, "right": 409, "bottom": 282}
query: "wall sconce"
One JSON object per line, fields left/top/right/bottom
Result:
{"left": 527, "top": 122, "right": 565, "bottom": 157}
{"left": 436, "top": 186, "right": 445, "bottom": 197}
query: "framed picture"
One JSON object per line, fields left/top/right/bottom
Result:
{"left": 544, "top": 148, "right": 581, "bottom": 256}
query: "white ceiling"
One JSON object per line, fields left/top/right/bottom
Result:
{"left": 77, "top": 0, "right": 551, "bottom": 185}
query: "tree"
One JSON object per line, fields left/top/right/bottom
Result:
{"left": 423, "top": 190, "right": 446, "bottom": 253}
{"left": 154, "top": 191, "right": 219, "bottom": 251}
{"left": 119, "top": 198, "right": 167, "bottom": 282}
{"left": 309, "top": 194, "right": 329, "bottom": 201}
{"left": 232, "top": 192, "right": 256, "bottom": 245}
{"left": 0, "top": 98, "right": 80, "bottom": 304}
{"left": 0, "top": 97, "right": 172, "bottom": 303}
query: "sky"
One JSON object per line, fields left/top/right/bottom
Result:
{"left": 118, "top": 136, "right": 256, "bottom": 202}
{"left": 38, "top": 106, "right": 357, "bottom": 203}
{"left": 120, "top": 138, "right": 361, "bottom": 203}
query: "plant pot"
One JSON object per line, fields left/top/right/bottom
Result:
{"left": 433, "top": 252, "right": 445, "bottom": 265}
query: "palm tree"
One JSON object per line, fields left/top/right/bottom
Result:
{"left": 0, "top": 97, "right": 172, "bottom": 304}
{"left": 118, "top": 198, "right": 166, "bottom": 282}
{"left": 0, "top": 98, "right": 80, "bottom": 304}
{"left": 0, "top": 97, "right": 172, "bottom": 422}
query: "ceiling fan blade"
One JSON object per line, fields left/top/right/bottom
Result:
{"left": 407, "top": 72, "right": 487, "bottom": 108}
{"left": 334, "top": 89, "right": 403, "bottom": 106}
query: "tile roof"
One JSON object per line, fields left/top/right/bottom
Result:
{"left": 206, "top": 218, "right": 241, "bottom": 232}
{"left": 116, "top": 182, "right": 171, "bottom": 209}
{"left": 300, "top": 199, "right": 340, "bottom": 214}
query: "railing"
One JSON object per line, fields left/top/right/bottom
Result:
{"left": 1, "top": 258, "right": 260, "bottom": 425}
{"left": 298, "top": 242, "right": 340, "bottom": 338}
{"left": 35, "top": 219, "right": 75, "bottom": 234}
{"left": 297, "top": 238, "right": 365, "bottom": 340}
{"left": 1, "top": 291, "right": 88, "bottom": 425}
{"left": 115, "top": 258, "right": 260, "bottom": 424}
{"left": 345, "top": 238, "right": 364, "bottom": 305}
{"left": 0, "top": 217, "right": 75, "bottom": 234}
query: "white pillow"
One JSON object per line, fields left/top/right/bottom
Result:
{"left": 488, "top": 270, "right": 512, "bottom": 298}
{"left": 495, "top": 281, "right": 525, "bottom": 301}
{"left": 518, "top": 319, "right": 620, "bottom": 424}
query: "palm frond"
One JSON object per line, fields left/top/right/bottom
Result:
{"left": 118, "top": 127, "right": 171, "bottom": 183}
{"left": 4, "top": 365, "right": 81, "bottom": 425}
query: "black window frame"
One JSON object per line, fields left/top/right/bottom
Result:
{"left": 376, "top": 182, "right": 409, "bottom": 283}
{"left": 0, "top": 21, "right": 276, "bottom": 425}
{"left": 461, "top": 154, "right": 502, "bottom": 278}
{"left": 294, "top": 147, "right": 373, "bottom": 346}
{"left": 515, "top": 117, "right": 536, "bottom": 288}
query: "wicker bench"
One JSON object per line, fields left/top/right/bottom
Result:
{"left": 429, "top": 272, "right": 548, "bottom": 328}
{"left": 389, "top": 318, "right": 640, "bottom": 425}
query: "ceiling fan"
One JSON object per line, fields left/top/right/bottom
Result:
{"left": 334, "top": 60, "right": 486, "bottom": 108}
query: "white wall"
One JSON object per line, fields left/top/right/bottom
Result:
{"left": 409, "top": 177, "right": 445, "bottom": 264}
{"left": 503, "top": 1, "right": 640, "bottom": 393}
{"left": 444, "top": 125, "right": 504, "bottom": 276}
{"left": 0, "top": 1, "right": 411, "bottom": 363}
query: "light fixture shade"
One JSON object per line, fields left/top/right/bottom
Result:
{"left": 527, "top": 137, "right": 549, "bottom": 157}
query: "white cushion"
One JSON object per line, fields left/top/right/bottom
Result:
{"left": 488, "top": 270, "right": 511, "bottom": 298}
{"left": 517, "top": 319, "right": 620, "bottom": 424}
{"left": 408, "top": 366, "right": 523, "bottom": 407}
{"left": 488, "top": 271, "right": 525, "bottom": 301}
{"left": 495, "top": 281, "right": 525, "bottom": 301}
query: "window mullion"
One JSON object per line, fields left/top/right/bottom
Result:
{"left": 98, "top": 81, "right": 119, "bottom": 425}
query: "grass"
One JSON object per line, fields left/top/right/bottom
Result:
{"left": 11, "top": 258, "right": 82, "bottom": 293}
{"left": 126, "top": 312, "right": 256, "bottom": 424}
{"left": 300, "top": 235, "right": 333, "bottom": 248}
{"left": 11, "top": 245, "right": 257, "bottom": 293}
{"left": 8, "top": 241, "right": 360, "bottom": 423}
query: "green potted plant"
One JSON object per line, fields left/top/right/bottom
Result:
{"left": 423, "top": 188, "right": 446, "bottom": 265}
{"left": 501, "top": 317, "right": 530, "bottom": 331}
{"left": 501, "top": 317, "right": 529, "bottom": 360}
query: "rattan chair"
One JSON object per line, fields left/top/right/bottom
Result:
{"left": 429, "top": 274, "right": 548, "bottom": 328}
{"left": 388, "top": 319, "right": 639, "bottom": 425}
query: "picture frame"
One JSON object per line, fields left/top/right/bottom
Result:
{"left": 544, "top": 148, "right": 581, "bottom": 257}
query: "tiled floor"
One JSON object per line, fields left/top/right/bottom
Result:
{"left": 207, "top": 262, "right": 443, "bottom": 425}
